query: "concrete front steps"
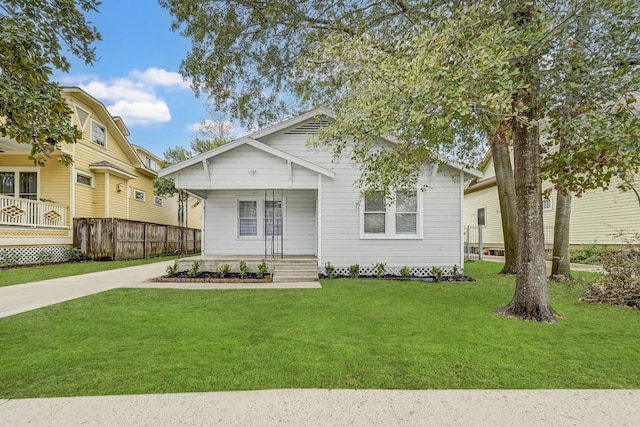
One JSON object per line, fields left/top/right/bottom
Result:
{"left": 271, "top": 258, "right": 319, "bottom": 283}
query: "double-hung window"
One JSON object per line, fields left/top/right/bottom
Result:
{"left": 238, "top": 200, "right": 258, "bottom": 237}
{"left": 91, "top": 121, "right": 106, "bottom": 147}
{"left": 362, "top": 190, "right": 421, "bottom": 238}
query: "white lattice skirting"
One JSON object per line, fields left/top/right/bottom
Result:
{"left": 319, "top": 265, "right": 462, "bottom": 278}
{"left": 0, "top": 246, "right": 69, "bottom": 266}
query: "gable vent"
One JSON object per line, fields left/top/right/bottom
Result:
{"left": 75, "top": 106, "right": 90, "bottom": 129}
{"left": 283, "top": 119, "right": 331, "bottom": 135}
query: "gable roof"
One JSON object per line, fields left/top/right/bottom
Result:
{"left": 160, "top": 137, "right": 336, "bottom": 178}
{"left": 159, "top": 107, "right": 482, "bottom": 179}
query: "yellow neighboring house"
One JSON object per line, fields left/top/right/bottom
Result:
{"left": 464, "top": 149, "right": 640, "bottom": 252}
{"left": 0, "top": 87, "right": 201, "bottom": 265}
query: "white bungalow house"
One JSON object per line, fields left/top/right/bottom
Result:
{"left": 159, "top": 109, "right": 482, "bottom": 279}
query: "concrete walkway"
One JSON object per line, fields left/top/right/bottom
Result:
{"left": 1, "top": 389, "right": 638, "bottom": 426}
{"left": 1, "top": 260, "right": 637, "bottom": 426}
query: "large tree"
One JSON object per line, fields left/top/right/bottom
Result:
{"left": 0, "top": 0, "right": 101, "bottom": 166}
{"left": 162, "top": 0, "right": 640, "bottom": 322}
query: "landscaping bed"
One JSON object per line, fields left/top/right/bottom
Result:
{"left": 152, "top": 272, "right": 271, "bottom": 283}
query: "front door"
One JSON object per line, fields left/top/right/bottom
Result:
{"left": 264, "top": 196, "right": 283, "bottom": 257}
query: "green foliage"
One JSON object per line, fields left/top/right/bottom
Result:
{"left": 65, "top": 247, "right": 83, "bottom": 262}
{"left": 0, "top": 0, "right": 101, "bottom": 165}
{"left": 348, "top": 264, "right": 360, "bottom": 279}
{"left": 399, "top": 266, "right": 411, "bottom": 278}
{"left": 0, "top": 249, "right": 21, "bottom": 267}
{"left": 324, "top": 261, "right": 336, "bottom": 279}
{"left": 187, "top": 261, "right": 201, "bottom": 278}
{"left": 37, "top": 249, "right": 54, "bottom": 264}
{"left": 216, "top": 263, "right": 231, "bottom": 278}
{"left": 374, "top": 262, "right": 386, "bottom": 278}
{"left": 257, "top": 261, "right": 269, "bottom": 276}
{"left": 582, "top": 249, "right": 640, "bottom": 309}
{"left": 238, "top": 260, "right": 249, "bottom": 278}
{"left": 431, "top": 267, "right": 444, "bottom": 283}
{"left": 166, "top": 261, "right": 179, "bottom": 276}
{"left": 452, "top": 265, "right": 461, "bottom": 279}
{"left": 152, "top": 176, "right": 178, "bottom": 198}
{"left": 570, "top": 245, "right": 613, "bottom": 265}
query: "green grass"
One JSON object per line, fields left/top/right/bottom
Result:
{"left": 0, "top": 261, "right": 638, "bottom": 398}
{"left": 0, "top": 255, "right": 188, "bottom": 287}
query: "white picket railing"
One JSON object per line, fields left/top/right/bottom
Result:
{"left": 0, "top": 194, "right": 69, "bottom": 229}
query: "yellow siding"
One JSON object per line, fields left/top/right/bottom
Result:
{"left": 465, "top": 152, "right": 640, "bottom": 246}
{"left": 1, "top": 91, "right": 203, "bottom": 237}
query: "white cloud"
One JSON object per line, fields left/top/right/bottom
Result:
{"left": 63, "top": 67, "right": 190, "bottom": 127}
{"left": 130, "top": 68, "right": 191, "bottom": 90}
{"left": 108, "top": 100, "right": 171, "bottom": 126}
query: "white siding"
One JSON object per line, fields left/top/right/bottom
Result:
{"left": 203, "top": 189, "right": 317, "bottom": 256}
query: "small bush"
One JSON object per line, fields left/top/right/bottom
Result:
{"left": 431, "top": 266, "right": 444, "bottom": 282}
{"left": 65, "top": 247, "right": 83, "bottom": 262}
{"left": 238, "top": 260, "right": 250, "bottom": 278}
{"left": 570, "top": 244, "right": 612, "bottom": 264}
{"left": 581, "top": 249, "right": 640, "bottom": 309}
{"left": 216, "top": 263, "right": 232, "bottom": 278}
{"left": 1, "top": 249, "right": 21, "bottom": 267}
{"left": 188, "top": 261, "right": 202, "bottom": 278}
{"left": 325, "top": 261, "right": 336, "bottom": 279}
{"left": 166, "top": 260, "right": 179, "bottom": 275}
{"left": 257, "top": 261, "right": 269, "bottom": 276}
{"left": 349, "top": 264, "right": 360, "bottom": 279}
{"left": 374, "top": 262, "right": 386, "bottom": 278}
{"left": 37, "top": 249, "right": 54, "bottom": 264}
{"left": 452, "top": 264, "right": 461, "bottom": 278}
{"left": 399, "top": 266, "right": 411, "bottom": 278}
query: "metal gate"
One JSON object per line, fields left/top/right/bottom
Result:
{"left": 264, "top": 189, "right": 283, "bottom": 259}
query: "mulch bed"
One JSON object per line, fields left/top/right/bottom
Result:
{"left": 152, "top": 272, "right": 272, "bottom": 283}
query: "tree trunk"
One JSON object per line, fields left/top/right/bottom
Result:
{"left": 551, "top": 189, "right": 572, "bottom": 281}
{"left": 490, "top": 135, "right": 518, "bottom": 274}
{"left": 495, "top": 0, "right": 556, "bottom": 323}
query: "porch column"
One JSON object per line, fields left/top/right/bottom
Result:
{"left": 317, "top": 174, "right": 322, "bottom": 264}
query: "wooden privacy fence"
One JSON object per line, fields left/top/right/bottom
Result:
{"left": 73, "top": 218, "right": 201, "bottom": 261}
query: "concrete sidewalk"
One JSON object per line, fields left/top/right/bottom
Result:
{"left": 0, "top": 260, "right": 321, "bottom": 319}
{"left": 1, "top": 389, "right": 638, "bottom": 426}
{"left": 479, "top": 255, "right": 604, "bottom": 273}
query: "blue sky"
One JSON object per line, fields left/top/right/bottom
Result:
{"left": 56, "top": 0, "right": 240, "bottom": 158}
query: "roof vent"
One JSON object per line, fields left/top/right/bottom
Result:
{"left": 283, "top": 118, "right": 330, "bottom": 135}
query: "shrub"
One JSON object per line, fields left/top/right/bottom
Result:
{"left": 37, "top": 249, "right": 54, "bottom": 264}
{"left": 216, "top": 263, "right": 232, "bottom": 278}
{"left": 166, "top": 260, "right": 179, "bottom": 275}
{"left": 349, "top": 264, "right": 360, "bottom": 279}
{"left": 431, "top": 266, "right": 444, "bottom": 282}
{"left": 1, "top": 249, "right": 21, "bottom": 267}
{"left": 570, "top": 244, "right": 613, "bottom": 264}
{"left": 374, "top": 262, "right": 386, "bottom": 278}
{"left": 399, "top": 266, "right": 411, "bottom": 278}
{"left": 257, "top": 261, "right": 269, "bottom": 276}
{"left": 452, "top": 264, "right": 461, "bottom": 278}
{"left": 581, "top": 249, "right": 640, "bottom": 309}
{"left": 65, "top": 247, "right": 83, "bottom": 262}
{"left": 324, "top": 261, "right": 336, "bottom": 279}
{"left": 239, "top": 260, "right": 250, "bottom": 278}
{"left": 188, "top": 261, "right": 201, "bottom": 278}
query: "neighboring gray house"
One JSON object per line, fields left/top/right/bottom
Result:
{"left": 159, "top": 109, "right": 482, "bottom": 277}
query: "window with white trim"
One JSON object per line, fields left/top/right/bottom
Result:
{"left": 542, "top": 198, "right": 552, "bottom": 210}
{"left": 0, "top": 170, "right": 38, "bottom": 200}
{"left": 134, "top": 189, "right": 145, "bottom": 202}
{"left": 91, "top": 120, "right": 106, "bottom": 147}
{"left": 145, "top": 157, "right": 157, "bottom": 171}
{"left": 265, "top": 199, "right": 283, "bottom": 237}
{"left": 477, "top": 207, "right": 486, "bottom": 227}
{"left": 154, "top": 196, "right": 163, "bottom": 206}
{"left": 362, "top": 190, "right": 420, "bottom": 238}
{"left": 238, "top": 200, "right": 258, "bottom": 237}
{"left": 76, "top": 172, "right": 93, "bottom": 187}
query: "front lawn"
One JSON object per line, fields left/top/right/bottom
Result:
{"left": 0, "top": 262, "right": 637, "bottom": 398}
